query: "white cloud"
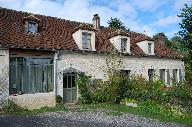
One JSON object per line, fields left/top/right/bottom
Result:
{"left": 174, "top": 0, "right": 192, "bottom": 11}
{"left": 155, "top": 15, "right": 179, "bottom": 27}
{"left": 132, "top": 0, "right": 167, "bottom": 11}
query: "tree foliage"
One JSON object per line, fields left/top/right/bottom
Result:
{"left": 178, "top": 4, "right": 192, "bottom": 66}
{"left": 107, "top": 17, "right": 130, "bottom": 31}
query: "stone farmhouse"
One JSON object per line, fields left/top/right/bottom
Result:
{"left": 0, "top": 8, "right": 184, "bottom": 109}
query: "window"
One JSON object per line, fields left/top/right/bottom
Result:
{"left": 179, "top": 69, "right": 182, "bottom": 82}
{"left": 121, "top": 38, "right": 127, "bottom": 52}
{"left": 148, "top": 43, "right": 152, "bottom": 54}
{"left": 27, "top": 22, "right": 37, "bottom": 33}
{"left": 148, "top": 69, "right": 154, "bottom": 83}
{"left": 159, "top": 69, "right": 166, "bottom": 82}
{"left": 173, "top": 69, "right": 178, "bottom": 83}
{"left": 167, "top": 69, "right": 170, "bottom": 85}
{"left": 82, "top": 32, "right": 92, "bottom": 50}
{"left": 9, "top": 57, "right": 54, "bottom": 94}
{"left": 121, "top": 70, "right": 131, "bottom": 78}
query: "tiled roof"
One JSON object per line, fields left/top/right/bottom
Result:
{"left": 0, "top": 7, "right": 181, "bottom": 58}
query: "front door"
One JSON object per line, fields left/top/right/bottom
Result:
{"left": 63, "top": 73, "right": 77, "bottom": 103}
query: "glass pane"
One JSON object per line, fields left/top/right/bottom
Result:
{"left": 9, "top": 58, "right": 16, "bottom": 94}
{"left": 72, "top": 76, "right": 76, "bottom": 87}
{"left": 16, "top": 59, "right": 22, "bottom": 93}
{"left": 179, "top": 69, "right": 182, "bottom": 82}
{"left": 34, "top": 65, "right": 43, "bottom": 92}
{"left": 63, "top": 75, "right": 67, "bottom": 88}
{"left": 167, "top": 69, "right": 170, "bottom": 85}
{"left": 68, "top": 76, "right": 72, "bottom": 88}
{"left": 10, "top": 57, "right": 54, "bottom": 94}
{"left": 28, "top": 22, "right": 36, "bottom": 33}
{"left": 148, "top": 43, "right": 152, "bottom": 54}
{"left": 160, "top": 69, "right": 165, "bottom": 82}
{"left": 47, "top": 65, "right": 53, "bottom": 91}
{"left": 30, "top": 64, "right": 35, "bottom": 92}
{"left": 42, "top": 65, "right": 48, "bottom": 92}
{"left": 22, "top": 62, "right": 30, "bottom": 93}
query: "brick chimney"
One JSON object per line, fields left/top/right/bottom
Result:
{"left": 92, "top": 14, "right": 100, "bottom": 29}
{"left": 157, "top": 33, "right": 166, "bottom": 44}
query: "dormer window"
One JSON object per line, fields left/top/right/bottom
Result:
{"left": 137, "top": 40, "right": 155, "bottom": 55}
{"left": 27, "top": 21, "right": 38, "bottom": 34}
{"left": 148, "top": 43, "right": 152, "bottom": 54}
{"left": 121, "top": 38, "right": 127, "bottom": 52}
{"left": 82, "top": 32, "right": 92, "bottom": 50}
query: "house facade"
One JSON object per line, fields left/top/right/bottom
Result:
{"left": 0, "top": 8, "right": 184, "bottom": 109}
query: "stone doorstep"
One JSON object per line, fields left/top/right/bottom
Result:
{"left": 65, "top": 102, "right": 80, "bottom": 110}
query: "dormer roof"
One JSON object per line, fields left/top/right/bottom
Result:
{"left": 107, "top": 29, "right": 130, "bottom": 39}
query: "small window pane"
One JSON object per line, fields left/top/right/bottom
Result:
{"left": 148, "top": 43, "right": 152, "bottom": 54}
{"left": 121, "top": 38, "right": 127, "bottom": 52}
{"left": 82, "top": 32, "right": 92, "bottom": 50}
{"left": 28, "top": 22, "right": 37, "bottom": 33}
{"left": 173, "top": 69, "right": 178, "bottom": 83}
{"left": 179, "top": 69, "right": 182, "bottom": 82}
{"left": 68, "top": 76, "right": 72, "bottom": 88}
{"left": 121, "top": 70, "right": 131, "bottom": 78}
{"left": 160, "top": 69, "right": 165, "bottom": 82}
{"left": 148, "top": 69, "right": 154, "bottom": 83}
{"left": 63, "top": 75, "right": 67, "bottom": 88}
{"left": 167, "top": 69, "right": 170, "bottom": 85}
{"left": 72, "top": 76, "right": 76, "bottom": 87}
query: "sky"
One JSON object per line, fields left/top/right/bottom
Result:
{"left": 0, "top": 0, "right": 192, "bottom": 38}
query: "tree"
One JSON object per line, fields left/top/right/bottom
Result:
{"left": 107, "top": 17, "right": 130, "bottom": 31}
{"left": 152, "top": 33, "right": 172, "bottom": 48}
{"left": 170, "top": 36, "right": 187, "bottom": 52}
{"left": 178, "top": 4, "right": 192, "bottom": 67}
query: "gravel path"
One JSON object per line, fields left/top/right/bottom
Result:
{"left": 0, "top": 110, "right": 185, "bottom": 127}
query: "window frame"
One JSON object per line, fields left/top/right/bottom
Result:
{"left": 120, "top": 38, "right": 128, "bottom": 52}
{"left": 121, "top": 70, "right": 131, "bottom": 79}
{"left": 148, "top": 43, "right": 152, "bottom": 54}
{"left": 27, "top": 21, "right": 38, "bottom": 34}
{"left": 82, "top": 32, "right": 92, "bottom": 50}
{"left": 159, "top": 69, "right": 166, "bottom": 83}
{"left": 9, "top": 57, "right": 54, "bottom": 95}
{"left": 173, "top": 69, "right": 178, "bottom": 83}
{"left": 148, "top": 69, "right": 154, "bottom": 83}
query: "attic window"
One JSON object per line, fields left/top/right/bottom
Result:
{"left": 148, "top": 43, "right": 152, "bottom": 54}
{"left": 121, "top": 38, "right": 127, "bottom": 52}
{"left": 27, "top": 21, "right": 38, "bottom": 34}
{"left": 82, "top": 32, "right": 92, "bottom": 50}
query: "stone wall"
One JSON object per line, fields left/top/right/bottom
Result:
{"left": 0, "top": 49, "right": 9, "bottom": 105}
{"left": 9, "top": 92, "right": 56, "bottom": 110}
{"left": 56, "top": 52, "right": 185, "bottom": 97}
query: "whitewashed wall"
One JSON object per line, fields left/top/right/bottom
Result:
{"left": 56, "top": 52, "right": 185, "bottom": 97}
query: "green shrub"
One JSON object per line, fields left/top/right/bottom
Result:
{"left": 76, "top": 74, "right": 93, "bottom": 104}
{"left": 106, "top": 73, "right": 130, "bottom": 103}
{"left": 2, "top": 100, "right": 27, "bottom": 113}
{"left": 92, "top": 80, "right": 108, "bottom": 102}
{"left": 56, "top": 95, "right": 63, "bottom": 104}
{"left": 124, "top": 75, "right": 150, "bottom": 100}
